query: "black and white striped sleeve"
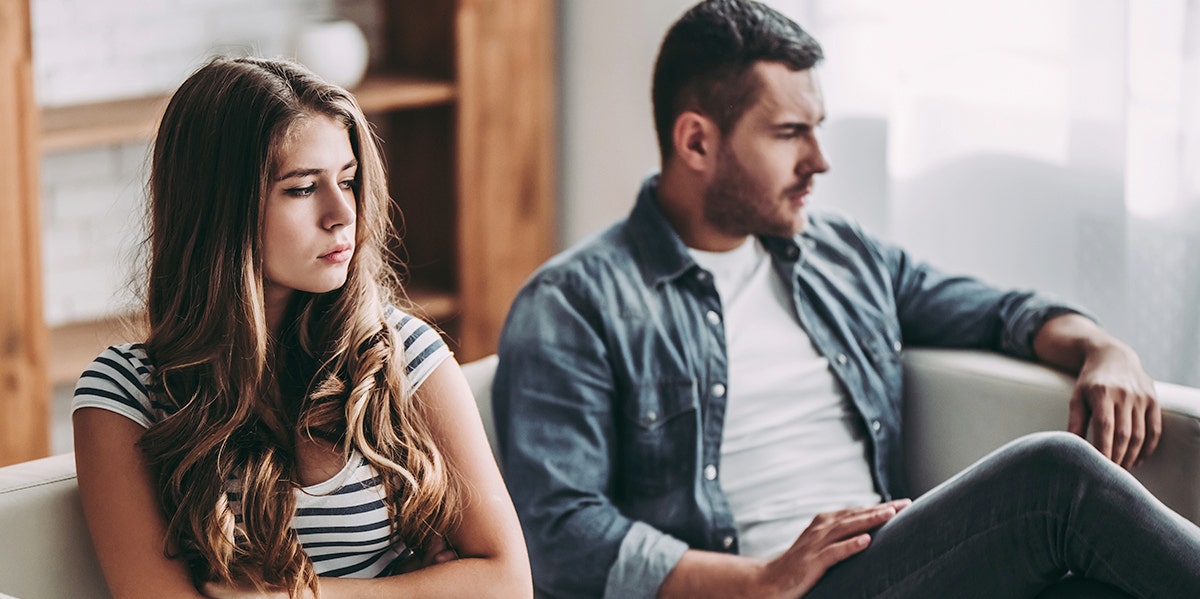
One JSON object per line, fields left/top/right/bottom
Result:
{"left": 385, "top": 307, "right": 453, "bottom": 390}
{"left": 71, "top": 344, "right": 159, "bottom": 429}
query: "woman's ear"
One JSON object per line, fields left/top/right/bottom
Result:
{"left": 672, "top": 111, "right": 718, "bottom": 173}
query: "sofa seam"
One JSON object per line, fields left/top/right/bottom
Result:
{"left": 0, "top": 474, "right": 79, "bottom": 495}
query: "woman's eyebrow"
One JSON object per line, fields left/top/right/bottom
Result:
{"left": 276, "top": 167, "right": 322, "bottom": 181}
{"left": 276, "top": 160, "right": 357, "bottom": 182}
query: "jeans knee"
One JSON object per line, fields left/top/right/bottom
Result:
{"left": 1004, "top": 431, "right": 1109, "bottom": 481}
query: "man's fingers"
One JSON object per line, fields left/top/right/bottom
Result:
{"left": 1110, "top": 397, "right": 1134, "bottom": 467}
{"left": 1142, "top": 401, "right": 1163, "bottom": 462}
{"left": 1067, "top": 388, "right": 1088, "bottom": 438}
{"left": 822, "top": 504, "right": 898, "bottom": 541}
{"left": 817, "top": 533, "right": 871, "bottom": 566}
{"left": 1121, "top": 403, "right": 1146, "bottom": 469}
{"left": 1088, "top": 396, "right": 1115, "bottom": 460}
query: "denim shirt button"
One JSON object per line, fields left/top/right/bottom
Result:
{"left": 785, "top": 245, "right": 800, "bottom": 260}
{"left": 836, "top": 353, "right": 848, "bottom": 365}
{"left": 644, "top": 410, "right": 658, "bottom": 425}
{"left": 711, "top": 383, "right": 726, "bottom": 398}
{"left": 893, "top": 340, "right": 903, "bottom": 352}
{"left": 872, "top": 420, "right": 882, "bottom": 433}
{"left": 721, "top": 536, "right": 734, "bottom": 549}
{"left": 696, "top": 270, "right": 710, "bottom": 283}
{"left": 703, "top": 464, "right": 718, "bottom": 481}
{"left": 706, "top": 310, "right": 721, "bottom": 325}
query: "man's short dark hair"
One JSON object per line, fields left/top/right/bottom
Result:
{"left": 652, "top": 0, "right": 824, "bottom": 159}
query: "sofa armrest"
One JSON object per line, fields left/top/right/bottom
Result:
{"left": 461, "top": 354, "right": 500, "bottom": 458}
{"left": 0, "top": 453, "right": 109, "bottom": 598}
{"left": 902, "top": 348, "right": 1200, "bottom": 524}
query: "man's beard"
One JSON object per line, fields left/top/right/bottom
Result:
{"left": 702, "top": 145, "right": 805, "bottom": 239}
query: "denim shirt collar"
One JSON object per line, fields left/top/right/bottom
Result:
{"left": 626, "top": 174, "right": 807, "bottom": 288}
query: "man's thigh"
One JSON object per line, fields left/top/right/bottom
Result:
{"left": 801, "top": 432, "right": 1142, "bottom": 598}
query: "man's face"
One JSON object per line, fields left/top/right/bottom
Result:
{"left": 703, "top": 63, "right": 830, "bottom": 239}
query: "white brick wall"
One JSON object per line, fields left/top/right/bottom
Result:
{"left": 33, "top": 0, "right": 377, "bottom": 325}
{"left": 39, "top": 142, "right": 148, "bottom": 325}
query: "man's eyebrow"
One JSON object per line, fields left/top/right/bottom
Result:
{"left": 275, "top": 160, "right": 358, "bottom": 182}
{"left": 773, "top": 114, "right": 826, "bottom": 131}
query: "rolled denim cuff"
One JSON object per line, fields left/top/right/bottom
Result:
{"left": 602, "top": 521, "right": 690, "bottom": 599}
{"left": 1001, "top": 297, "right": 1096, "bottom": 361}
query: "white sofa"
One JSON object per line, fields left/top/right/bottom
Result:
{"left": 3, "top": 350, "right": 1199, "bottom": 599}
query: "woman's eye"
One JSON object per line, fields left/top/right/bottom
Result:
{"left": 339, "top": 179, "right": 356, "bottom": 191}
{"left": 286, "top": 184, "right": 317, "bottom": 197}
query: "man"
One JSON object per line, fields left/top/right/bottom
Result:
{"left": 493, "top": 1, "right": 1200, "bottom": 597}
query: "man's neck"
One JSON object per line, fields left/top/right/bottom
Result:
{"left": 656, "top": 166, "right": 750, "bottom": 252}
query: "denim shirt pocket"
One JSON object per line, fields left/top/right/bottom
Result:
{"left": 848, "top": 316, "right": 905, "bottom": 415}
{"left": 850, "top": 316, "right": 902, "bottom": 366}
{"left": 617, "top": 379, "right": 701, "bottom": 497}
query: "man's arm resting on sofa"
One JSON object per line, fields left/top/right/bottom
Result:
{"left": 902, "top": 348, "right": 1200, "bottom": 524}
{"left": 1032, "top": 313, "right": 1160, "bottom": 468}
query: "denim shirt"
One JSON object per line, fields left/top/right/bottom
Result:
{"left": 493, "top": 176, "right": 1083, "bottom": 599}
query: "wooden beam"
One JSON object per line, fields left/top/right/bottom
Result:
{"left": 456, "top": 0, "right": 556, "bottom": 360}
{"left": 0, "top": 0, "right": 50, "bottom": 465}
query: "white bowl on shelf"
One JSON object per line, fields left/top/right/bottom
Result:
{"left": 295, "top": 19, "right": 370, "bottom": 90}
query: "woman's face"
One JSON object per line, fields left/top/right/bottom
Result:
{"left": 261, "top": 114, "right": 358, "bottom": 310}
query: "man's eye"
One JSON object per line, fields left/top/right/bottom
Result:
{"left": 286, "top": 184, "right": 317, "bottom": 197}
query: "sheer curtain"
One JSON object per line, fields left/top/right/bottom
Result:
{"left": 777, "top": 0, "right": 1200, "bottom": 386}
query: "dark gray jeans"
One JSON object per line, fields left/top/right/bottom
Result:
{"left": 805, "top": 431, "right": 1200, "bottom": 598}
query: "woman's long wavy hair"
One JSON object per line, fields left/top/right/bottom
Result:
{"left": 136, "top": 56, "right": 460, "bottom": 596}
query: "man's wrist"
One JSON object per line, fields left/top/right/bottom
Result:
{"left": 657, "top": 550, "right": 778, "bottom": 599}
{"left": 749, "top": 557, "right": 785, "bottom": 599}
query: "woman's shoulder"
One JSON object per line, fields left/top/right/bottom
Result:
{"left": 383, "top": 305, "right": 452, "bottom": 389}
{"left": 71, "top": 343, "right": 164, "bottom": 429}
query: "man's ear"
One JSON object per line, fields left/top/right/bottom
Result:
{"left": 672, "top": 111, "right": 718, "bottom": 172}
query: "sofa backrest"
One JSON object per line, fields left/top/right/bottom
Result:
{"left": 461, "top": 353, "right": 499, "bottom": 457}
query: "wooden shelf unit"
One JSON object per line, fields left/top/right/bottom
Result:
{"left": 40, "top": 74, "right": 457, "bottom": 153}
{"left": 4, "top": 0, "right": 555, "bottom": 463}
{"left": 1, "top": 0, "right": 50, "bottom": 465}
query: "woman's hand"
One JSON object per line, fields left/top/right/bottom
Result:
{"left": 200, "top": 582, "right": 295, "bottom": 599}
{"left": 396, "top": 535, "right": 461, "bottom": 574}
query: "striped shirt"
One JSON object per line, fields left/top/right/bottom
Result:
{"left": 71, "top": 308, "right": 452, "bottom": 578}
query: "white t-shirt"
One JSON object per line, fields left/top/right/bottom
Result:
{"left": 690, "top": 238, "right": 880, "bottom": 558}
{"left": 71, "top": 307, "right": 452, "bottom": 578}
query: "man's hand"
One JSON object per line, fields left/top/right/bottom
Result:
{"left": 757, "top": 499, "right": 911, "bottom": 598}
{"left": 1067, "top": 340, "right": 1160, "bottom": 469}
{"left": 1034, "top": 314, "right": 1161, "bottom": 469}
{"left": 657, "top": 499, "right": 911, "bottom": 599}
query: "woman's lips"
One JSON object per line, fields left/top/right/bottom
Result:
{"left": 319, "top": 245, "right": 354, "bottom": 264}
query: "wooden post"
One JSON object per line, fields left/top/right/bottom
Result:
{"left": 0, "top": 0, "right": 50, "bottom": 465}
{"left": 456, "top": 0, "right": 556, "bottom": 360}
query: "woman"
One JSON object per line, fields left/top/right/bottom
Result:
{"left": 72, "top": 57, "right": 531, "bottom": 598}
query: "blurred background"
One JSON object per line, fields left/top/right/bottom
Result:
{"left": 561, "top": 0, "right": 1200, "bottom": 390}
{"left": 5, "top": 0, "right": 1199, "bottom": 461}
